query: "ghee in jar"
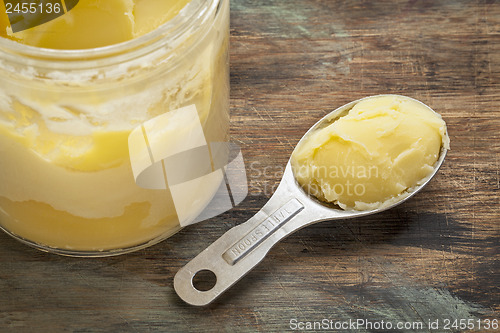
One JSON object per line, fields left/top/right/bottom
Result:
{"left": 0, "top": 0, "right": 230, "bottom": 255}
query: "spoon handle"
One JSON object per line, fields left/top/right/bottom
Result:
{"left": 174, "top": 198, "right": 302, "bottom": 305}
{"left": 174, "top": 164, "right": 341, "bottom": 306}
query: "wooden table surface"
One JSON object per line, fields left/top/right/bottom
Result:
{"left": 1, "top": 0, "right": 498, "bottom": 332}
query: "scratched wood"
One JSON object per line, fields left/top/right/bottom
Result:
{"left": 0, "top": 0, "right": 498, "bottom": 332}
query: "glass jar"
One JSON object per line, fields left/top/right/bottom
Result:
{"left": 0, "top": 0, "right": 229, "bottom": 256}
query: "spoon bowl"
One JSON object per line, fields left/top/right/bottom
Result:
{"left": 174, "top": 94, "right": 448, "bottom": 306}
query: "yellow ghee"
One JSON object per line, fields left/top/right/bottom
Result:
{"left": 0, "top": 0, "right": 190, "bottom": 49}
{"left": 291, "top": 95, "right": 449, "bottom": 210}
{"left": 0, "top": 0, "right": 230, "bottom": 254}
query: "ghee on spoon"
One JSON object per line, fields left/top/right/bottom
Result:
{"left": 174, "top": 95, "right": 449, "bottom": 306}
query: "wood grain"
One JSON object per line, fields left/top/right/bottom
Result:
{"left": 1, "top": 0, "right": 498, "bottom": 332}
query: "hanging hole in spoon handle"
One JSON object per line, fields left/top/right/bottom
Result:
{"left": 173, "top": 165, "right": 346, "bottom": 306}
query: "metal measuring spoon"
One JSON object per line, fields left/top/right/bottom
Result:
{"left": 174, "top": 95, "right": 448, "bottom": 306}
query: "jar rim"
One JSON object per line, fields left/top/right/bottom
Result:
{"left": 0, "top": 0, "right": 220, "bottom": 65}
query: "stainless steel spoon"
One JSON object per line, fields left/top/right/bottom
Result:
{"left": 174, "top": 94, "right": 448, "bottom": 306}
